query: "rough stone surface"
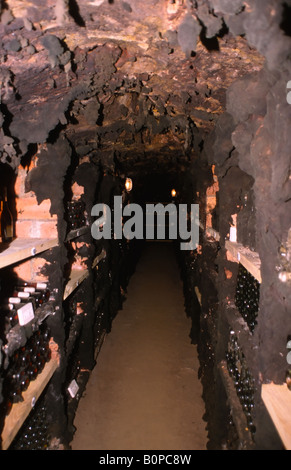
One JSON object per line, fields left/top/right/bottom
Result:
{"left": 0, "top": 0, "right": 290, "bottom": 452}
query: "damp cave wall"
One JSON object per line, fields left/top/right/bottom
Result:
{"left": 0, "top": 74, "right": 290, "bottom": 450}
{"left": 0, "top": 135, "right": 138, "bottom": 448}
{"left": 181, "top": 64, "right": 291, "bottom": 450}
{"left": 0, "top": 77, "right": 290, "bottom": 449}
{"left": 0, "top": 0, "right": 291, "bottom": 451}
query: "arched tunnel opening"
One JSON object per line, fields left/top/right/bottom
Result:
{"left": 0, "top": 0, "right": 290, "bottom": 453}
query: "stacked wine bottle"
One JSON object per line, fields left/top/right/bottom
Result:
{"left": 226, "top": 331, "right": 256, "bottom": 436}
{"left": 10, "top": 392, "right": 51, "bottom": 450}
{"left": 2, "top": 324, "right": 52, "bottom": 416}
{"left": 1, "top": 281, "right": 50, "bottom": 334}
{"left": 94, "top": 305, "right": 106, "bottom": 350}
{"left": 235, "top": 263, "right": 260, "bottom": 333}
{"left": 66, "top": 200, "right": 86, "bottom": 231}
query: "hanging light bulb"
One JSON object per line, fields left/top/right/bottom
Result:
{"left": 171, "top": 189, "right": 177, "bottom": 198}
{"left": 125, "top": 177, "right": 133, "bottom": 192}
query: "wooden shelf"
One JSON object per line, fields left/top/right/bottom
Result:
{"left": 225, "top": 240, "right": 262, "bottom": 283}
{"left": 199, "top": 222, "right": 220, "bottom": 242}
{"left": 1, "top": 342, "right": 60, "bottom": 450}
{"left": 4, "top": 303, "right": 57, "bottom": 358}
{"left": 199, "top": 223, "right": 262, "bottom": 282}
{"left": 224, "top": 303, "right": 256, "bottom": 344}
{"left": 205, "top": 227, "right": 220, "bottom": 241}
{"left": 195, "top": 286, "right": 202, "bottom": 306}
{"left": 0, "top": 238, "right": 59, "bottom": 269}
{"left": 262, "top": 383, "right": 291, "bottom": 450}
{"left": 65, "top": 226, "right": 90, "bottom": 242}
{"left": 63, "top": 269, "right": 89, "bottom": 300}
{"left": 92, "top": 248, "right": 106, "bottom": 269}
{"left": 219, "top": 361, "right": 254, "bottom": 449}
{"left": 63, "top": 249, "right": 106, "bottom": 300}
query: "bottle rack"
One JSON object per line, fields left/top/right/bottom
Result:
{"left": 63, "top": 249, "right": 106, "bottom": 301}
{"left": 65, "top": 226, "right": 90, "bottom": 242}
{"left": 222, "top": 238, "right": 290, "bottom": 449}
{"left": 225, "top": 240, "right": 262, "bottom": 284}
{"left": 0, "top": 159, "right": 98, "bottom": 449}
{"left": 198, "top": 180, "right": 263, "bottom": 448}
{"left": 1, "top": 339, "right": 60, "bottom": 451}
{"left": 0, "top": 238, "right": 60, "bottom": 449}
{"left": 219, "top": 361, "right": 254, "bottom": 450}
{"left": 199, "top": 221, "right": 262, "bottom": 284}
{"left": 63, "top": 269, "right": 90, "bottom": 301}
{"left": 191, "top": 162, "right": 290, "bottom": 450}
{"left": 220, "top": 247, "right": 260, "bottom": 445}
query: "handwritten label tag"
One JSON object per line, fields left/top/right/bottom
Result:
{"left": 68, "top": 379, "right": 79, "bottom": 398}
{"left": 17, "top": 302, "right": 35, "bottom": 326}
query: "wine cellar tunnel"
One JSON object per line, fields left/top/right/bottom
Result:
{"left": 0, "top": 0, "right": 290, "bottom": 452}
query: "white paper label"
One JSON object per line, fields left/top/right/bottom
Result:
{"left": 24, "top": 287, "right": 36, "bottom": 293}
{"left": 229, "top": 227, "right": 237, "bottom": 243}
{"left": 9, "top": 297, "right": 21, "bottom": 304}
{"left": 17, "top": 292, "right": 30, "bottom": 299}
{"left": 36, "top": 283, "right": 47, "bottom": 290}
{"left": 17, "top": 302, "right": 35, "bottom": 326}
{"left": 68, "top": 379, "right": 79, "bottom": 398}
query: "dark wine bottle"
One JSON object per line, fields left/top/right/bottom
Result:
{"left": 235, "top": 264, "right": 260, "bottom": 333}
{"left": 14, "top": 369, "right": 30, "bottom": 392}
{"left": 226, "top": 330, "right": 256, "bottom": 436}
{"left": 10, "top": 396, "right": 50, "bottom": 450}
{"left": 8, "top": 299, "right": 35, "bottom": 326}
{"left": 17, "top": 281, "right": 48, "bottom": 290}
{"left": 1, "top": 187, "right": 14, "bottom": 243}
{"left": 4, "top": 368, "right": 24, "bottom": 415}
{"left": 9, "top": 293, "right": 38, "bottom": 311}
{"left": 16, "top": 283, "right": 50, "bottom": 303}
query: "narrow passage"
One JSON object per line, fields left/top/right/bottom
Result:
{"left": 72, "top": 243, "right": 208, "bottom": 450}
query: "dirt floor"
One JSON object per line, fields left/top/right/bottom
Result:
{"left": 71, "top": 242, "right": 208, "bottom": 450}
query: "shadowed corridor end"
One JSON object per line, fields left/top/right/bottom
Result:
{"left": 72, "top": 243, "right": 208, "bottom": 451}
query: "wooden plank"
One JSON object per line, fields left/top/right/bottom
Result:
{"left": 199, "top": 222, "right": 220, "bottom": 242}
{"left": 65, "top": 226, "right": 90, "bottom": 242}
{"left": 92, "top": 248, "right": 106, "bottom": 269}
{"left": 63, "top": 269, "right": 89, "bottom": 300}
{"left": 195, "top": 286, "right": 202, "bottom": 306}
{"left": 1, "top": 347, "right": 59, "bottom": 450}
{"left": 0, "top": 238, "right": 59, "bottom": 269}
{"left": 262, "top": 383, "right": 291, "bottom": 450}
{"left": 64, "top": 248, "right": 106, "bottom": 300}
{"left": 94, "top": 330, "right": 107, "bottom": 361}
{"left": 205, "top": 227, "right": 220, "bottom": 241}
{"left": 225, "top": 240, "right": 262, "bottom": 283}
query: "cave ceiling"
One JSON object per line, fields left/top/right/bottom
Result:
{"left": 0, "top": 1, "right": 269, "bottom": 174}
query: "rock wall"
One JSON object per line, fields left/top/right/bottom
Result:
{"left": 192, "top": 41, "right": 291, "bottom": 450}
{"left": 0, "top": 0, "right": 290, "bottom": 451}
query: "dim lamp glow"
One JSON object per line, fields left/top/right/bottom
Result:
{"left": 125, "top": 178, "right": 133, "bottom": 192}
{"left": 171, "top": 189, "right": 177, "bottom": 198}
